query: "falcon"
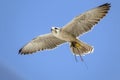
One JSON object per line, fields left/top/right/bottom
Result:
{"left": 19, "top": 3, "right": 111, "bottom": 58}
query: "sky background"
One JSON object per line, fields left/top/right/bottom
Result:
{"left": 0, "top": 0, "right": 120, "bottom": 80}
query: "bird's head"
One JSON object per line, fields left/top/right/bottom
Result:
{"left": 51, "top": 27, "right": 61, "bottom": 34}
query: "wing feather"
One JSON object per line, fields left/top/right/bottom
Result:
{"left": 62, "top": 3, "right": 111, "bottom": 37}
{"left": 19, "top": 33, "right": 65, "bottom": 54}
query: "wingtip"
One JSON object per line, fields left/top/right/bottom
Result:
{"left": 18, "top": 48, "right": 36, "bottom": 55}
{"left": 98, "top": 3, "right": 111, "bottom": 7}
{"left": 18, "top": 48, "right": 24, "bottom": 55}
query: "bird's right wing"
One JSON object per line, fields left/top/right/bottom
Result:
{"left": 19, "top": 33, "right": 65, "bottom": 54}
{"left": 62, "top": 3, "right": 111, "bottom": 37}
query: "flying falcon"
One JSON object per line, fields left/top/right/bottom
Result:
{"left": 19, "top": 3, "right": 111, "bottom": 58}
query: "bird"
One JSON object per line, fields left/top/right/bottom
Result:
{"left": 19, "top": 3, "right": 111, "bottom": 59}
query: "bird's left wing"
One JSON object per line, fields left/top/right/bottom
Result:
{"left": 62, "top": 3, "right": 111, "bottom": 37}
{"left": 19, "top": 33, "right": 65, "bottom": 55}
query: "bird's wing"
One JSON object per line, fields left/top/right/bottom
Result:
{"left": 19, "top": 33, "right": 65, "bottom": 54}
{"left": 62, "top": 3, "right": 110, "bottom": 37}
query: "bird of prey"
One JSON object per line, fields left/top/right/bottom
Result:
{"left": 19, "top": 3, "right": 111, "bottom": 58}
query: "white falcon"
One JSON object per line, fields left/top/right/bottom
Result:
{"left": 19, "top": 3, "right": 111, "bottom": 58}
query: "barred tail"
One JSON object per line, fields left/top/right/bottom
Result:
{"left": 70, "top": 41, "right": 94, "bottom": 56}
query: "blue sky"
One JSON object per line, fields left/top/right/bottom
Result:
{"left": 0, "top": 0, "right": 120, "bottom": 80}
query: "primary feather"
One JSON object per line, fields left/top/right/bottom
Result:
{"left": 19, "top": 33, "right": 65, "bottom": 54}
{"left": 62, "top": 3, "right": 111, "bottom": 37}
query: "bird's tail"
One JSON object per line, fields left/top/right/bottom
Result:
{"left": 70, "top": 40, "right": 94, "bottom": 56}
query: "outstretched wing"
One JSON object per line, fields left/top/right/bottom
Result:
{"left": 19, "top": 33, "right": 65, "bottom": 55}
{"left": 62, "top": 3, "right": 111, "bottom": 37}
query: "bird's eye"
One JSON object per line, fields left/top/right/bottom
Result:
{"left": 55, "top": 27, "right": 58, "bottom": 29}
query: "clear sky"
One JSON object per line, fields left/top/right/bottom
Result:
{"left": 0, "top": 0, "right": 120, "bottom": 80}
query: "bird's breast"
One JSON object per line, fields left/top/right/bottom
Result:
{"left": 53, "top": 31, "right": 76, "bottom": 42}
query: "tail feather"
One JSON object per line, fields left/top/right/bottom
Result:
{"left": 70, "top": 41, "right": 93, "bottom": 56}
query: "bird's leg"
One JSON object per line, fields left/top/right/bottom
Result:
{"left": 74, "top": 55, "right": 78, "bottom": 62}
{"left": 79, "top": 55, "right": 84, "bottom": 62}
{"left": 79, "top": 55, "right": 88, "bottom": 69}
